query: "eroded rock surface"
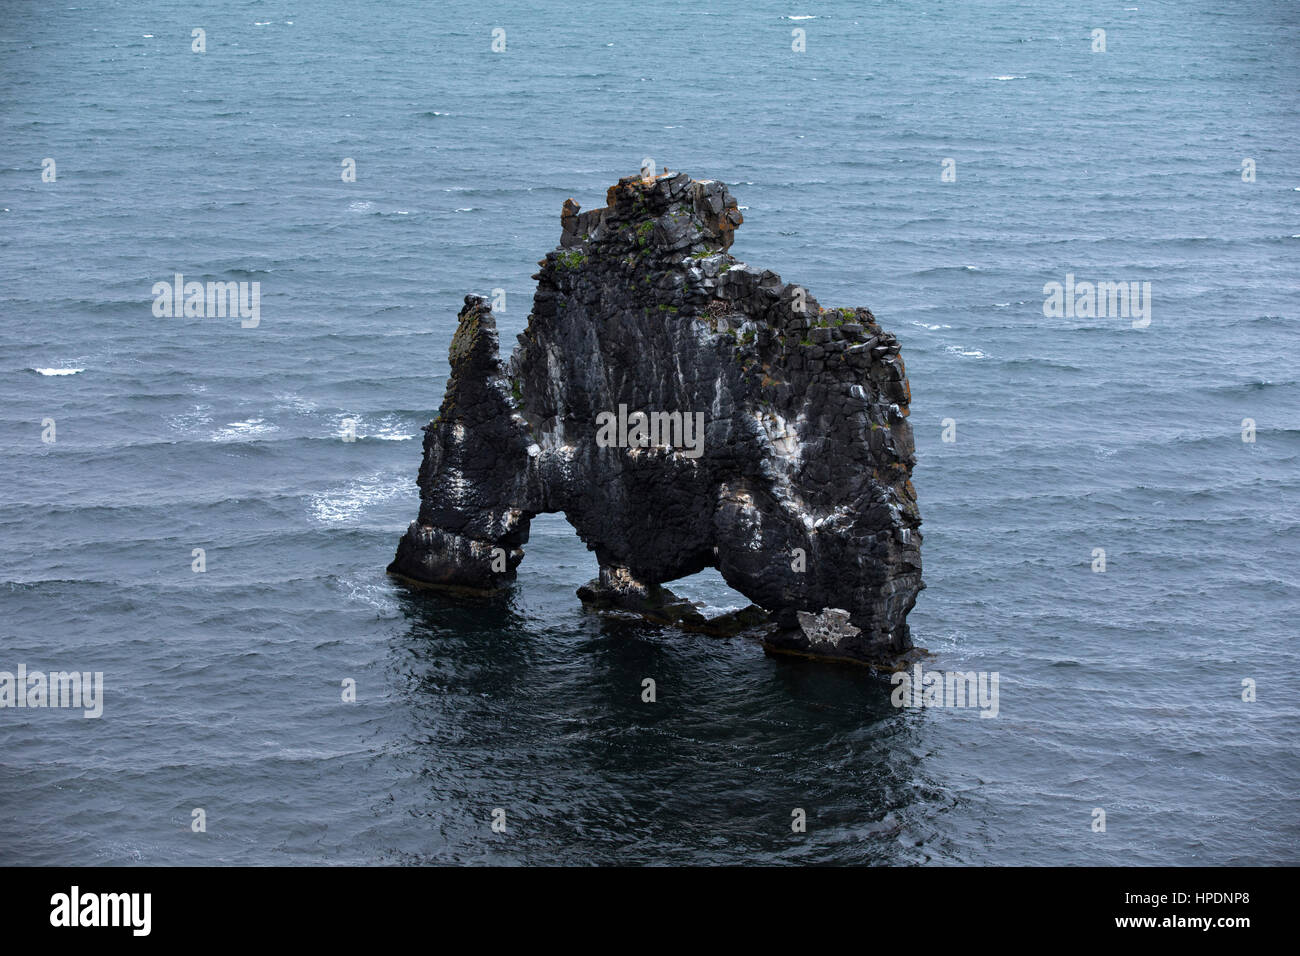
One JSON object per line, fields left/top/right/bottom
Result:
{"left": 389, "top": 171, "right": 923, "bottom": 666}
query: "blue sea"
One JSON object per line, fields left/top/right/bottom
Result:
{"left": 2, "top": 0, "right": 1297, "bottom": 865}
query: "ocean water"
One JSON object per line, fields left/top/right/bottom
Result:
{"left": 2, "top": 0, "right": 1298, "bottom": 865}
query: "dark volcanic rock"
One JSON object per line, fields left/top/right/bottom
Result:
{"left": 389, "top": 171, "right": 923, "bottom": 666}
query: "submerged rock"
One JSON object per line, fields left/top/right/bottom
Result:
{"left": 389, "top": 170, "right": 923, "bottom": 666}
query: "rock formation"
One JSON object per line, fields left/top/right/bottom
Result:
{"left": 389, "top": 170, "right": 923, "bottom": 666}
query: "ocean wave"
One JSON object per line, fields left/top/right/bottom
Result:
{"left": 333, "top": 574, "right": 402, "bottom": 614}
{"left": 912, "top": 265, "right": 980, "bottom": 277}
{"left": 330, "top": 413, "right": 417, "bottom": 442}
{"left": 166, "top": 403, "right": 214, "bottom": 433}
{"left": 274, "top": 393, "right": 319, "bottom": 415}
{"left": 308, "top": 470, "right": 410, "bottom": 525}
{"left": 212, "top": 418, "right": 280, "bottom": 442}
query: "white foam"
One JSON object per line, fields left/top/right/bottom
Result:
{"left": 33, "top": 367, "right": 83, "bottom": 376}
{"left": 309, "top": 471, "right": 408, "bottom": 524}
{"left": 274, "top": 392, "right": 318, "bottom": 414}
{"left": 333, "top": 413, "right": 416, "bottom": 442}
{"left": 212, "top": 418, "right": 279, "bottom": 442}
{"left": 167, "top": 403, "right": 213, "bottom": 433}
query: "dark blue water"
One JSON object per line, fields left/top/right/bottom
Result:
{"left": 2, "top": 0, "right": 1297, "bottom": 864}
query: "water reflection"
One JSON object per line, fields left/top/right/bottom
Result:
{"left": 384, "top": 580, "right": 953, "bottom": 864}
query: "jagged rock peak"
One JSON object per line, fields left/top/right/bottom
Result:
{"left": 559, "top": 170, "right": 743, "bottom": 254}
{"left": 389, "top": 169, "right": 923, "bottom": 668}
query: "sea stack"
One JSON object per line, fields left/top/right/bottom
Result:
{"left": 389, "top": 170, "right": 923, "bottom": 666}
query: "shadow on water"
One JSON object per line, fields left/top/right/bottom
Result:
{"left": 388, "top": 579, "right": 538, "bottom": 698}
{"left": 383, "top": 580, "right": 955, "bottom": 863}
